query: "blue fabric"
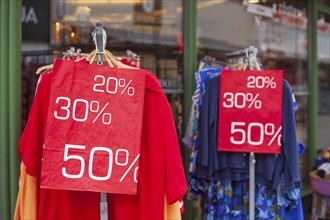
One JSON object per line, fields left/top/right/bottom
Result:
{"left": 297, "top": 142, "right": 305, "bottom": 156}
{"left": 273, "top": 80, "right": 301, "bottom": 189}
{"left": 280, "top": 196, "right": 304, "bottom": 220}
{"left": 186, "top": 68, "right": 222, "bottom": 194}
{"left": 203, "top": 180, "right": 301, "bottom": 220}
{"left": 197, "top": 76, "right": 301, "bottom": 189}
{"left": 182, "top": 68, "right": 222, "bottom": 148}
{"left": 186, "top": 68, "right": 303, "bottom": 219}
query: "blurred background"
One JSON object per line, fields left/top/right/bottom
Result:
{"left": 0, "top": 0, "right": 329, "bottom": 219}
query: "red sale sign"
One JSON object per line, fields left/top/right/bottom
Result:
{"left": 218, "top": 70, "right": 283, "bottom": 154}
{"left": 40, "top": 59, "right": 145, "bottom": 194}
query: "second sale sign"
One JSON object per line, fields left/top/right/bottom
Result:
{"left": 218, "top": 70, "right": 283, "bottom": 154}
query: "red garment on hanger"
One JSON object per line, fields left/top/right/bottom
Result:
{"left": 17, "top": 61, "right": 187, "bottom": 220}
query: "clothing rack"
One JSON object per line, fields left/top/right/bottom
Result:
{"left": 186, "top": 46, "right": 300, "bottom": 219}
{"left": 61, "top": 46, "right": 139, "bottom": 62}
{"left": 225, "top": 49, "right": 248, "bottom": 65}
{"left": 62, "top": 47, "right": 83, "bottom": 60}
{"left": 91, "top": 22, "right": 108, "bottom": 220}
{"left": 225, "top": 49, "right": 247, "bottom": 59}
{"left": 197, "top": 55, "right": 225, "bottom": 72}
{"left": 203, "top": 55, "right": 226, "bottom": 66}
{"left": 226, "top": 45, "right": 259, "bottom": 220}
{"left": 248, "top": 45, "right": 258, "bottom": 220}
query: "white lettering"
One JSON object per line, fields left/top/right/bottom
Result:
{"left": 22, "top": 6, "right": 38, "bottom": 24}
{"left": 21, "top": 6, "right": 26, "bottom": 22}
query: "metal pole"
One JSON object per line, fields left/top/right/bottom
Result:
{"left": 94, "top": 22, "right": 108, "bottom": 220}
{"left": 249, "top": 152, "right": 256, "bottom": 220}
{"left": 8, "top": 0, "right": 22, "bottom": 217}
{"left": 100, "top": 192, "right": 108, "bottom": 220}
{"left": 0, "top": 1, "right": 10, "bottom": 219}
{"left": 248, "top": 46, "right": 255, "bottom": 220}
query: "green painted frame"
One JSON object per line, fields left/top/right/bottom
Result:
{"left": 182, "top": 0, "right": 197, "bottom": 219}
{"left": 0, "top": 1, "right": 22, "bottom": 219}
{"left": 308, "top": 0, "right": 330, "bottom": 173}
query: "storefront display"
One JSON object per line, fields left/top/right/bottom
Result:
{"left": 15, "top": 24, "right": 187, "bottom": 219}
{"left": 0, "top": 0, "right": 327, "bottom": 219}
{"left": 184, "top": 46, "right": 303, "bottom": 219}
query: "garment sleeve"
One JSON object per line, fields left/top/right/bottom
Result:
{"left": 209, "top": 77, "right": 220, "bottom": 171}
{"left": 15, "top": 73, "right": 51, "bottom": 219}
{"left": 161, "top": 93, "right": 187, "bottom": 204}
{"left": 282, "top": 81, "right": 301, "bottom": 189}
{"left": 199, "top": 80, "right": 212, "bottom": 167}
{"left": 14, "top": 163, "right": 37, "bottom": 220}
{"left": 198, "top": 77, "right": 220, "bottom": 180}
{"left": 17, "top": 73, "right": 51, "bottom": 177}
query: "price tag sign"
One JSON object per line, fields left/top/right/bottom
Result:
{"left": 40, "top": 59, "right": 145, "bottom": 194}
{"left": 218, "top": 70, "right": 283, "bottom": 154}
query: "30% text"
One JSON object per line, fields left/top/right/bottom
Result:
{"left": 54, "top": 97, "right": 112, "bottom": 125}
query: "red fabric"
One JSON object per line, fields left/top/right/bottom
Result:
{"left": 18, "top": 63, "right": 187, "bottom": 220}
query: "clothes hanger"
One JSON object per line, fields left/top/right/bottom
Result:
{"left": 203, "top": 55, "right": 226, "bottom": 68}
{"left": 86, "top": 24, "right": 136, "bottom": 69}
{"left": 36, "top": 64, "right": 54, "bottom": 74}
{"left": 36, "top": 48, "right": 137, "bottom": 74}
{"left": 224, "top": 63, "right": 241, "bottom": 70}
{"left": 236, "top": 63, "right": 259, "bottom": 70}
{"left": 36, "top": 47, "right": 78, "bottom": 74}
{"left": 85, "top": 49, "right": 136, "bottom": 69}
{"left": 225, "top": 47, "right": 261, "bottom": 71}
{"left": 242, "top": 46, "right": 261, "bottom": 71}
{"left": 36, "top": 23, "right": 137, "bottom": 74}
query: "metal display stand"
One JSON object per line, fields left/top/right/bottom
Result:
{"left": 249, "top": 152, "right": 256, "bottom": 220}
{"left": 89, "top": 23, "right": 140, "bottom": 220}
{"left": 92, "top": 22, "right": 108, "bottom": 220}
{"left": 248, "top": 45, "right": 258, "bottom": 220}
{"left": 227, "top": 45, "right": 283, "bottom": 220}
{"left": 227, "top": 45, "right": 260, "bottom": 220}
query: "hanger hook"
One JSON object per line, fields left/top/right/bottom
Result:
{"left": 90, "top": 23, "right": 113, "bottom": 67}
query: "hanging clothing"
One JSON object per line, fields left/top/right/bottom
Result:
{"left": 15, "top": 60, "right": 187, "bottom": 220}
{"left": 280, "top": 195, "right": 304, "bottom": 220}
{"left": 15, "top": 163, "right": 184, "bottom": 220}
{"left": 184, "top": 68, "right": 223, "bottom": 195}
{"left": 198, "top": 76, "right": 301, "bottom": 189}
{"left": 182, "top": 67, "right": 223, "bottom": 148}
{"left": 185, "top": 67, "right": 302, "bottom": 220}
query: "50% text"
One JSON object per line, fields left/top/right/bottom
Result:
{"left": 62, "top": 144, "right": 139, "bottom": 183}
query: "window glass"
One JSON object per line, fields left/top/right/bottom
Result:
{"left": 52, "top": 0, "right": 182, "bottom": 48}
